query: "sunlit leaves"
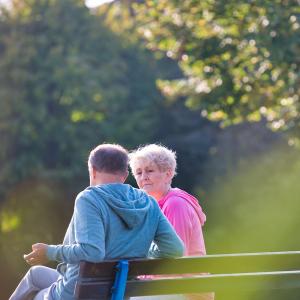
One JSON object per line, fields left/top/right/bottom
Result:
{"left": 0, "top": 212, "right": 20, "bottom": 233}
{"left": 134, "top": 0, "right": 300, "bottom": 132}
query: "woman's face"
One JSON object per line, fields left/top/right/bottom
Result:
{"left": 133, "top": 160, "right": 172, "bottom": 200}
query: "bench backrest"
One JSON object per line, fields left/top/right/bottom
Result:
{"left": 75, "top": 251, "right": 300, "bottom": 300}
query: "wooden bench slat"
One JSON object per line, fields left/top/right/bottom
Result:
{"left": 76, "top": 270, "right": 300, "bottom": 299}
{"left": 75, "top": 251, "right": 300, "bottom": 300}
{"left": 79, "top": 251, "right": 300, "bottom": 278}
{"left": 125, "top": 271, "right": 300, "bottom": 296}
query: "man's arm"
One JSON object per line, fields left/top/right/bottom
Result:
{"left": 25, "top": 194, "right": 106, "bottom": 266}
{"left": 149, "top": 212, "right": 185, "bottom": 258}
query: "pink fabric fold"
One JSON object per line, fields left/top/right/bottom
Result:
{"left": 158, "top": 188, "right": 206, "bottom": 256}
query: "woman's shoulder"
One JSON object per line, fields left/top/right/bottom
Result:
{"left": 161, "top": 188, "right": 204, "bottom": 212}
{"left": 160, "top": 188, "right": 191, "bottom": 207}
{"left": 166, "top": 188, "right": 195, "bottom": 201}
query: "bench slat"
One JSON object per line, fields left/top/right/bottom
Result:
{"left": 76, "top": 270, "right": 300, "bottom": 299}
{"left": 79, "top": 251, "right": 300, "bottom": 278}
{"left": 75, "top": 252, "right": 300, "bottom": 300}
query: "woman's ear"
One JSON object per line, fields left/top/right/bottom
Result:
{"left": 165, "top": 169, "right": 173, "bottom": 183}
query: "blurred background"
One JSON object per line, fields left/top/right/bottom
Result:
{"left": 0, "top": 0, "right": 299, "bottom": 298}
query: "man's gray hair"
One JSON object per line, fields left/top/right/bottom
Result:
{"left": 89, "top": 144, "right": 128, "bottom": 174}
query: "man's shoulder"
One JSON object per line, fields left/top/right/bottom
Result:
{"left": 76, "top": 186, "right": 93, "bottom": 198}
{"left": 74, "top": 187, "right": 97, "bottom": 205}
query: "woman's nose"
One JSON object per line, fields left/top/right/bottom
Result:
{"left": 141, "top": 172, "right": 148, "bottom": 180}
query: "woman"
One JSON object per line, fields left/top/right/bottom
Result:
{"left": 129, "top": 144, "right": 212, "bottom": 300}
{"left": 129, "top": 144, "right": 206, "bottom": 257}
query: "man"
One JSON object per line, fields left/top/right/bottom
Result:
{"left": 10, "top": 143, "right": 184, "bottom": 300}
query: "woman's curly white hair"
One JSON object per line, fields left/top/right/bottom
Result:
{"left": 129, "top": 144, "right": 177, "bottom": 178}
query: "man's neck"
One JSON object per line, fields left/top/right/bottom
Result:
{"left": 91, "top": 172, "right": 125, "bottom": 186}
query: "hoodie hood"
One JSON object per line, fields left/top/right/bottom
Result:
{"left": 87, "top": 183, "right": 151, "bottom": 229}
{"left": 159, "top": 188, "right": 206, "bottom": 226}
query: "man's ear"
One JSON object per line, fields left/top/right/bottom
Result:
{"left": 92, "top": 167, "right": 97, "bottom": 179}
{"left": 122, "top": 170, "right": 129, "bottom": 183}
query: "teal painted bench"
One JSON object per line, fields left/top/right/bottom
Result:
{"left": 75, "top": 251, "right": 300, "bottom": 300}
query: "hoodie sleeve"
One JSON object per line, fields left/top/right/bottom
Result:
{"left": 46, "top": 193, "right": 105, "bottom": 263}
{"left": 149, "top": 211, "right": 185, "bottom": 258}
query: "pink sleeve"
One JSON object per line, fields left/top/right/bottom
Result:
{"left": 161, "top": 196, "right": 193, "bottom": 255}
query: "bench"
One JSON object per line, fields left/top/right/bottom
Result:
{"left": 75, "top": 251, "right": 300, "bottom": 300}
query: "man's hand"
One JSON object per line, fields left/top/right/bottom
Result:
{"left": 24, "top": 243, "right": 49, "bottom": 266}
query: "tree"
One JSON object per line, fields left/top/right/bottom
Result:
{"left": 0, "top": 1, "right": 172, "bottom": 297}
{"left": 0, "top": 0, "right": 164, "bottom": 195}
{"left": 133, "top": 0, "right": 300, "bottom": 134}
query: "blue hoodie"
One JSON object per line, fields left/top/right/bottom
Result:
{"left": 46, "top": 183, "right": 184, "bottom": 300}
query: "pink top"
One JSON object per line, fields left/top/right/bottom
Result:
{"left": 158, "top": 188, "right": 206, "bottom": 256}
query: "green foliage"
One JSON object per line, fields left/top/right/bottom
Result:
{"left": 0, "top": 0, "right": 165, "bottom": 195}
{"left": 133, "top": 0, "right": 300, "bottom": 132}
{"left": 0, "top": 0, "right": 299, "bottom": 298}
